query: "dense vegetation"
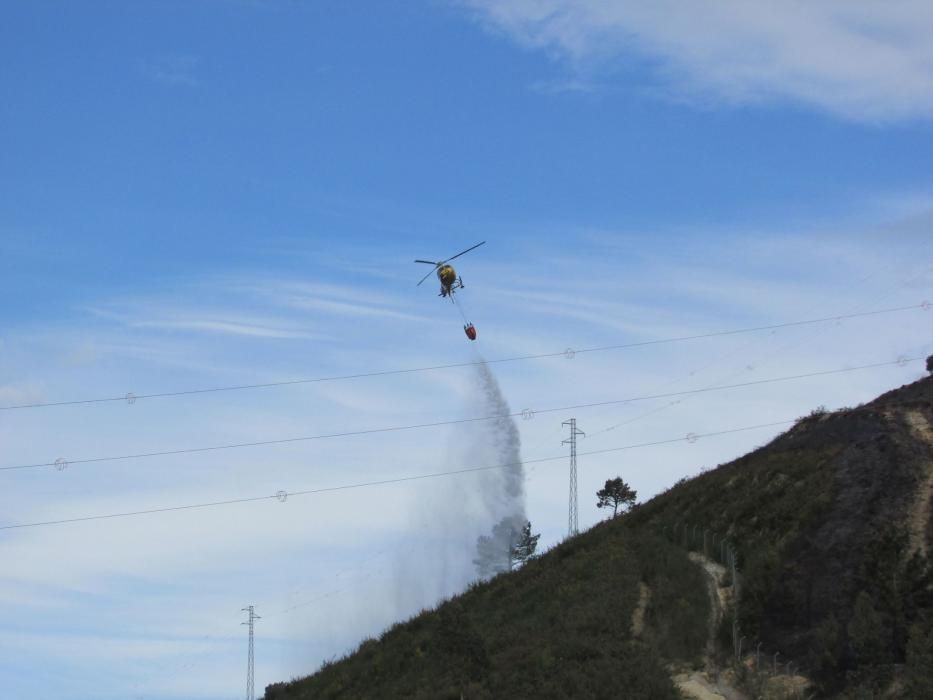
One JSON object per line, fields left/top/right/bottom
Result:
{"left": 627, "top": 375, "right": 933, "bottom": 696}
{"left": 264, "top": 524, "right": 709, "bottom": 699}
{"left": 267, "top": 375, "right": 933, "bottom": 699}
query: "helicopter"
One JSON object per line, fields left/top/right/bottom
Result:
{"left": 414, "top": 241, "right": 485, "bottom": 299}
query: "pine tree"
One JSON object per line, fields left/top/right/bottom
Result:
{"left": 596, "top": 477, "right": 637, "bottom": 518}
{"left": 905, "top": 617, "right": 933, "bottom": 698}
{"left": 848, "top": 590, "right": 883, "bottom": 665}
{"left": 473, "top": 518, "right": 521, "bottom": 577}
{"left": 808, "top": 614, "right": 841, "bottom": 685}
{"left": 511, "top": 521, "right": 540, "bottom": 568}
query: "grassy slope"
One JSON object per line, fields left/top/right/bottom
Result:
{"left": 266, "top": 375, "right": 933, "bottom": 699}
{"left": 264, "top": 525, "right": 709, "bottom": 699}
{"left": 626, "top": 375, "right": 933, "bottom": 693}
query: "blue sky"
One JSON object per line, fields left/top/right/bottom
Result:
{"left": 2, "top": 2, "right": 933, "bottom": 699}
{"left": 4, "top": 0, "right": 933, "bottom": 320}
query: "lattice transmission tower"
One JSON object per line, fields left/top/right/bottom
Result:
{"left": 242, "top": 605, "right": 261, "bottom": 700}
{"left": 562, "top": 418, "right": 585, "bottom": 537}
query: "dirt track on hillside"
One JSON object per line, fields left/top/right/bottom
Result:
{"left": 674, "top": 553, "right": 748, "bottom": 700}
{"left": 905, "top": 409, "right": 933, "bottom": 557}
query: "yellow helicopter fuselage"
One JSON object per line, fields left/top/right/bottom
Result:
{"left": 414, "top": 241, "right": 484, "bottom": 298}
{"left": 437, "top": 264, "right": 457, "bottom": 287}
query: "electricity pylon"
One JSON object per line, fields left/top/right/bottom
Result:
{"left": 242, "top": 605, "right": 261, "bottom": 700}
{"left": 562, "top": 418, "right": 585, "bottom": 537}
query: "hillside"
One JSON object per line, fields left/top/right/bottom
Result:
{"left": 627, "top": 373, "right": 933, "bottom": 696}
{"left": 265, "top": 373, "right": 933, "bottom": 699}
{"left": 264, "top": 527, "right": 709, "bottom": 699}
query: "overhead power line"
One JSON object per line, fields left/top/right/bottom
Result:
{"left": 589, "top": 264, "right": 933, "bottom": 439}
{"left": 2, "top": 357, "right": 919, "bottom": 473}
{"left": 1, "top": 303, "right": 925, "bottom": 411}
{"left": 0, "top": 419, "right": 794, "bottom": 531}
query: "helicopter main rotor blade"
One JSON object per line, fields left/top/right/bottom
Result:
{"left": 414, "top": 259, "right": 439, "bottom": 265}
{"left": 416, "top": 267, "right": 438, "bottom": 286}
{"left": 441, "top": 241, "right": 485, "bottom": 264}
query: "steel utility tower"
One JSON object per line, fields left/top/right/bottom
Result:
{"left": 562, "top": 419, "right": 585, "bottom": 537}
{"left": 242, "top": 605, "right": 261, "bottom": 700}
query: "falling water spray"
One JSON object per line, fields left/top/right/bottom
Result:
{"left": 470, "top": 360, "right": 527, "bottom": 576}
{"left": 389, "top": 357, "right": 526, "bottom": 614}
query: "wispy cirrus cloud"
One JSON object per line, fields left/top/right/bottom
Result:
{"left": 219, "top": 277, "right": 432, "bottom": 323}
{"left": 461, "top": 0, "right": 933, "bottom": 122}
{"left": 84, "top": 306, "right": 321, "bottom": 340}
{"left": 145, "top": 53, "right": 200, "bottom": 87}
{"left": 529, "top": 77, "right": 599, "bottom": 95}
{"left": 131, "top": 318, "right": 317, "bottom": 339}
